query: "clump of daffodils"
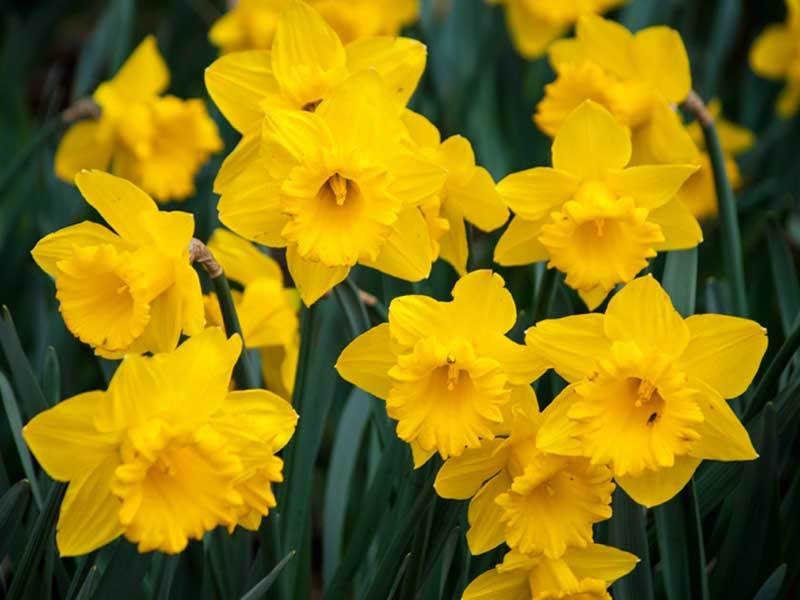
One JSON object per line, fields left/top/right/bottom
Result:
{"left": 55, "top": 37, "right": 222, "bottom": 202}
{"left": 32, "top": 171, "right": 205, "bottom": 356}
{"left": 203, "top": 228, "right": 300, "bottom": 398}
{"left": 23, "top": 329, "right": 297, "bottom": 555}
{"left": 209, "top": 0, "right": 418, "bottom": 53}
{"left": 495, "top": 100, "right": 700, "bottom": 309}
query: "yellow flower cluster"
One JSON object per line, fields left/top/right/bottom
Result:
{"left": 339, "top": 272, "right": 766, "bottom": 596}
{"left": 24, "top": 1, "right": 773, "bottom": 592}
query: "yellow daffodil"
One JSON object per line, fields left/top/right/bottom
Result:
{"left": 463, "top": 544, "right": 638, "bottom": 600}
{"left": 209, "top": 0, "right": 418, "bottom": 53}
{"left": 203, "top": 228, "right": 299, "bottom": 397}
{"left": 680, "top": 100, "right": 755, "bottom": 220}
{"left": 434, "top": 387, "right": 613, "bottom": 557}
{"left": 213, "top": 68, "right": 445, "bottom": 305}
{"left": 31, "top": 171, "right": 204, "bottom": 356}
{"left": 22, "top": 328, "right": 298, "bottom": 556}
{"left": 205, "top": 0, "right": 425, "bottom": 135}
{"left": 310, "top": 0, "right": 419, "bottom": 44}
{"left": 402, "top": 110, "right": 509, "bottom": 275}
{"left": 527, "top": 275, "right": 767, "bottom": 507}
{"left": 337, "top": 270, "right": 547, "bottom": 464}
{"left": 495, "top": 101, "right": 700, "bottom": 309}
{"left": 55, "top": 36, "right": 222, "bottom": 202}
{"left": 534, "top": 15, "right": 694, "bottom": 166}
{"left": 488, "top": 0, "right": 626, "bottom": 59}
{"left": 750, "top": 0, "right": 800, "bottom": 117}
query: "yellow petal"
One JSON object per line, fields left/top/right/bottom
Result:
{"left": 402, "top": 109, "right": 440, "bottom": 147}
{"left": 680, "top": 314, "right": 768, "bottom": 399}
{"left": 411, "top": 442, "right": 436, "bottom": 469}
{"left": 749, "top": 24, "right": 795, "bottom": 79}
{"left": 564, "top": 543, "right": 639, "bottom": 582}
{"left": 360, "top": 206, "right": 433, "bottom": 281}
{"left": 604, "top": 165, "right": 698, "bottom": 209}
{"left": 434, "top": 439, "right": 509, "bottom": 499}
{"left": 74, "top": 170, "right": 157, "bottom": 245}
{"left": 446, "top": 164, "right": 508, "bottom": 231}
{"left": 205, "top": 50, "right": 285, "bottom": 133}
{"left": 387, "top": 152, "right": 448, "bottom": 206}
{"left": 717, "top": 118, "right": 755, "bottom": 156}
{"left": 107, "top": 35, "right": 169, "bottom": 100}
{"left": 604, "top": 275, "right": 689, "bottom": 358}
{"left": 31, "top": 221, "right": 125, "bottom": 277}
{"left": 576, "top": 14, "right": 637, "bottom": 80}
{"left": 262, "top": 108, "right": 332, "bottom": 166}
{"left": 270, "top": 0, "right": 346, "bottom": 107}
{"left": 552, "top": 100, "right": 631, "bottom": 179}
{"left": 55, "top": 121, "right": 113, "bottom": 183}
{"left": 220, "top": 389, "right": 298, "bottom": 451}
{"left": 535, "top": 385, "right": 584, "bottom": 456}
{"left": 336, "top": 323, "right": 395, "bottom": 401}
{"left": 777, "top": 80, "right": 800, "bottom": 118}
{"left": 578, "top": 286, "right": 611, "bottom": 311}
{"left": 631, "top": 101, "right": 699, "bottom": 165}
{"left": 479, "top": 336, "right": 548, "bottom": 386}
{"left": 388, "top": 295, "right": 450, "bottom": 347}
{"left": 217, "top": 161, "right": 289, "bottom": 248}
{"left": 504, "top": 0, "right": 566, "bottom": 59}
{"left": 650, "top": 198, "right": 703, "bottom": 251}
{"left": 689, "top": 378, "right": 757, "bottom": 461}
{"left": 344, "top": 36, "right": 426, "bottom": 105}
{"left": 466, "top": 471, "right": 512, "bottom": 554}
{"left": 633, "top": 26, "right": 691, "bottom": 103}
{"left": 208, "top": 228, "right": 283, "bottom": 286}
{"left": 286, "top": 244, "right": 349, "bottom": 306}
{"left": 462, "top": 567, "right": 530, "bottom": 600}
{"left": 496, "top": 167, "right": 579, "bottom": 222}
{"left": 57, "top": 454, "right": 124, "bottom": 557}
{"left": 525, "top": 314, "right": 611, "bottom": 382}
{"left": 493, "top": 217, "right": 549, "bottom": 266}
{"left": 124, "top": 283, "right": 183, "bottom": 355}
{"left": 214, "top": 130, "right": 261, "bottom": 194}
{"left": 616, "top": 455, "right": 701, "bottom": 507}
{"left": 22, "top": 391, "right": 117, "bottom": 481}
{"left": 451, "top": 270, "right": 517, "bottom": 335}
{"left": 437, "top": 204, "right": 469, "bottom": 276}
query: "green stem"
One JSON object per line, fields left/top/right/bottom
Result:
{"left": 744, "top": 313, "right": 800, "bottom": 421}
{"left": 531, "top": 267, "right": 559, "bottom": 324}
{"left": 190, "top": 239, "right": 258, "bottom": 390}
{"left": 685, "top": 91, "right": 748, "bottom": 316}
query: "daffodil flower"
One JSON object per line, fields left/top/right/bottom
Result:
{"left": 31, "top": 171, "right": 204, "bottom": 356}
{"left": 535, "top": 15, "right": 695, "bottom": 167}
{"left": 55, "top": 37, "right": 222, "bottom": 202}
{"left": 204, "top": 228, "right": 300, "bottom": 398}
{"left": 527, "top": 275, "right": 768, "bottom": 507}
{"left": 434, "top": 388, "right": 613, "bottom": 558}
{"left": 463, "top": 543, "right": 638, "bottom": 600}
{"left": 337, "top": 270, "right": 547, "bottom": 464}
{"left": 22, "top": 329, "right": 298, "bottom": 556}
{"left": 750, "top": 0, "right": 800, "bottom": 117}
{"left": 402, "top": 110, "right": 509, "bottom": 275}
{"left": 495, "top": 100, "right": 700, "bottom": 309}
{"left": 487, "top": 0, "right": 626, "bottom": 59}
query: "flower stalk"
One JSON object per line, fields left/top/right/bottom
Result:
{"left": 189, "top": 238, "right": 259, "bottom": 389}
{"left": 683, "top": 90, "right": 748, "bottom": 317}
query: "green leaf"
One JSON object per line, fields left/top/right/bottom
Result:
{"left": 745, "top": 314, "right": 800, "bottom": 420}
{"left": 322, "top": 388, "right": 371, "bottom": 585}
{"left": 41, "top": 346, "right": 60, "bottom": 408}
{"left": 0, "top": 370, "right": 44, "bottom": 508}
{"left": 91, "top": 540, "right": 147, "bottom": 600}
{"left": 654, "top": 481, "right": 709, "bottom": 600}
{"left": 753, "top": 564, "right": 786, "bottom": 600}
{"left": 73, "top": 566, "right": 98, "bottom": 600}
{"left": 210, "top": 271, "right": 259, "bottom": 389}
{"left": 386, "top": 553, "right": 413, "bottom": 600}
{"left": 240, "top": 551, "right": 296, "bottom": 600}
{"left": 0, "top": 306, "right": 49, "bottom": 420}
{"left": 662, "top": 248, "right": 698, "bottom": 317}
{"left": 765, "top": 217, "right": 800, "bottom": 335}
{"left": 6, "top": 481, "right": 66, "bottom": 600}
{"left": 712, "top": 405, "right": 781, "bottom": 599}
{"left": 0, "top": 480, "right": 31, "bottom": 561}
{"left": 608, "top": 488, "right": 655, "bottom": 600}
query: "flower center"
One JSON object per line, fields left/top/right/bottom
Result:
{"left": 538, "top": 184, "right": 664, "bottom": 293}
{"left": 386, "top": 337, "right": 509, "bottom": 459}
